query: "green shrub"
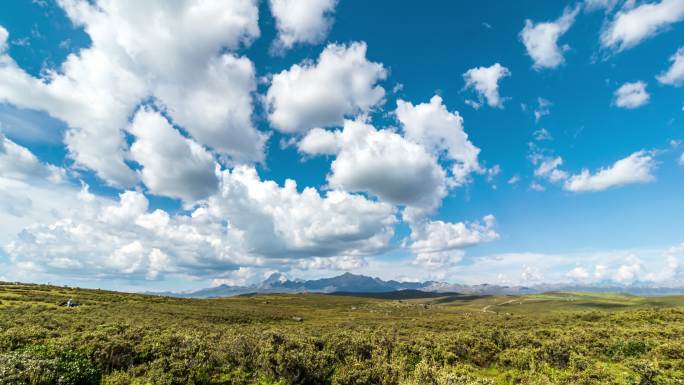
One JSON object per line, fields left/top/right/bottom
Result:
{"left": 539, "top": 339, "right": 572, "bottom": 368}
{"left": 0, "top": 345, "right": 100, "bottom": 385}
{"left": 497, "top": 348, "right": 536, "bottom": 370}
{"left": 652, "top": 342, "right": 684, "bottom": 360}
{"left": 608, "top": 339, "right": 649, "bottom": 360}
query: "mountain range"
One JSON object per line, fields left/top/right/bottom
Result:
{"left": 148, "top": 272, "right": 684, "bottom": 298}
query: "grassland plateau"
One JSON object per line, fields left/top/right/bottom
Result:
{"left": 0, "top": 282, "right": 683, "bottom": 384}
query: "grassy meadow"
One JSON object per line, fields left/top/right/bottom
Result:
{"left": 0, "top": 282, "right": 683, "bottom": 384}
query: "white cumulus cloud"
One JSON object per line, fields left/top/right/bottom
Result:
{"left": 533, "top": 156, "right": 569, "bottom": 183}
{"left": 325, "top": 120, "right": 447, "bottom": 216}
{"left": 6, "top": 190, "right": 227, "bottom": 281}
{"left": 298, "top": 96, "right": 484, "bottom": 223}
{"left": 520, "top": 6, "right": 580, "bottom": 70}
{"left": 0, "top": 134, "right": 103, "bottom": 245}
{"left": 297, "top": 127, "right": 340, "bottom": 156}
{"left": 521, "top": 265, "right": 544, "bottom": 283}
{"left": 153, "top": 53, "right": 266, "bottom": 164}
{"left": 5, "top": 167, "right": 398, "bottom": 281}
{"left": 528, "top": 144, "right": 568, "bottom": 184}
{"left": 0, "top": 0, "right": 265, "bottom": 186}
{"left": 265, "top": 42, "right": 387, "bottom": 133}
{"left": 409, "top": 215, "right": 499, "bottom": 269}
{"left": 657, "top": 47, "right": 684, "bottom": 86}
{"left": 614, "top": 259, "right": 642, "bottom": 283}
{"left": 601, "top": 0, "right": 684, "bottom": 52}
{"left": 211, "top": 165, "right": 398, "bottom": 259}
{"left": 566, "top": 266, "right": 590, "bottom": 280}
{"left": 463, "top": 63, "right": 511, "bottom": 108}
{"left": 395, "top": 95, "right": 482, "bottom": 186}
{"left": 0, "top": 132, "right": 64, "bottom": 184}
{"left": 644, "top": 253, "right": 680, "bottom": 282}
{"left": 564, "top": 151, "right": 657, "bottom": 192}
{"left": 613, "top": 81, "right": 650, "bottom": 109}
{"left": 269, "top": 0, "right": 338, "bottom": 52}
{"left": 126, "top": 108, "right": 219, "bottom": 203}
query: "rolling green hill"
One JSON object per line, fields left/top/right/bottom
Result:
{"left": 1, "top": 281, "right": 683, "bottom": 384}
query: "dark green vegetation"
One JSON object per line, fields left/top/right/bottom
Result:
{"left": 1, "top": 282, "right": 683, "bottom": 385}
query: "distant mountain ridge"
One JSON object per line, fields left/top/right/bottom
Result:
{"left": 166, "top": 272, "right": 438, "bottom": 298}
{"left": 147, "top": 272, "right": 684, "bottom": 298}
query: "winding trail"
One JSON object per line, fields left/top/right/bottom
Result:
{"left": 481, "top": 298, "right": 519, "bottom": 313}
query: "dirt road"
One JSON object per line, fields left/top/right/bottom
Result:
{"left": 481, "top": 298, "right": 518, "bottom": 313}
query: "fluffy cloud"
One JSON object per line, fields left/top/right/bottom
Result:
{"left": 395, "top": 95, "right": 482, "bottom": 185}
{"left": 0, "top": 23, "right": 144, "bottom": 186}
{"left": 409, "top": 215, "right": 498, "bottom": 269}
{"left": 0, "top": 132, "right": 64, "bottom": 184}
{"left": 594, "top": 264, "right": 609, "bottom": 280}
{"left": 601, "top": 0, "right": 684, "bottom": 52}
{"left": 657, "top": 47, "right": 684, "bottom": 86}
{"left": 1, "top": 136, "right": 397, "bottom": 282}
{"left": 325, "top": 120, "right": 447, "bottom": 215}
{"left": 521, "top": 265, "right": 544, "bottom": 283}
{"left": 614, "top": 259, "right": 642, "bottom": 283}
{"left": 613, "top": 81, "right": 650, "bottom": 109}
{"left": 153, "top": 53, "right": 266, "bottom": 164}
{"left": 460, "top": 249, "right": 681, "bottom": 287}
{"left": 265, "top": 42, "right": 387, "bottom": 133}
{"left": 566, "top": 266, "right": 590, "bottom": 280}
{"left": 529, "top": 145, "right": 657, "bottom": 193}
{"left": 6, "top": 190, "right": 227, "bottom": 281}
{"left": 126, "top": 108, "right": 219, "bottom": 203}
{"left": 528, "top": 144, "right": 568, "bottom": 184}
{"left": 533, "top": 156, "right": 568, "bottom": 183}
{"left": 644, "top": 247, "right": 681, "bottom": 282}
{"left": 520, "top": 6, "right": 580, "bottom": 69}
{"left": 0, "top": 134, "right": 100, "bottom": 245}
{"left": 297, "top": 127, "right": 340, "bottom": 155}
{"left": 564, "top": 151, "right": 657, "bottom": 192}
{"left": 463, "top": 63, "right": 510, "bottom": 108}
{"left": 211, "top": 166, "right": 397, "bottom": 259}
{"left": 412, "top": 250, "right": 466, "bottom": 270}
{"left": 0, "top": 0, "right": 265, "bottom": 186}
{"left": 679, "top": 152, "right": 684, "bottom": 165}
{"left": 426, "top": 247, "right": 681, "bottom": 286}
{"left": 270, "top": 0, "right": 338, "bottom": 52}
{"left": 210, "top": 267, "right": 260, "bottom": 287}
{"left": 5, "top": 167, "right": 398, "bottom": 281}
{"left": 298, "top": 96, "right": 484, "bottom": 223}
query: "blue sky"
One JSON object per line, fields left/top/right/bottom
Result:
{"left": 0, "top": 0, "right": 683, "bottom": 291}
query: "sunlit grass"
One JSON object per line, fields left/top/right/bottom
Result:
{"left": 1, "top": 281, "right": 683, "bottom": 384}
